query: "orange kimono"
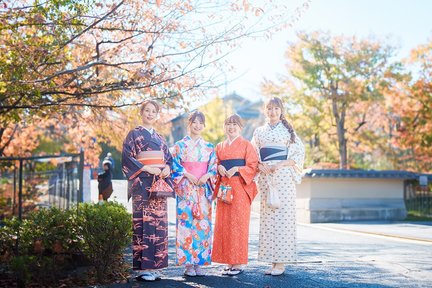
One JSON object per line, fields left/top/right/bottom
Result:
{"left": 212, "top": 136, "right": 258, "bottom": 265}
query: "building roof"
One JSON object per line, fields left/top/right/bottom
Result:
{"left": 170, "top": 113, "right": 188, "bottom": 123}
{"left": 169, "top": 93, "right": 262, "bottom": 123}
{"left": 237, "top": 100, "right": 263, "bottom": 119}
{"left": 304, "top": 169, "right": 420, "bottom": 179}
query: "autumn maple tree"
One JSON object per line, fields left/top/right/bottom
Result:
{"left": 387, "top": 40, "right": 432, "bottom": 171}
{"left": 0, "top": 0, "right": 311, "bottom": 164}
{"left": 264, "top": 31, "right": 401, "bottom": 169}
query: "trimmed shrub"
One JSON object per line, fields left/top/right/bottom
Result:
{"left": 0, "top": 201, "right": 132, "bottom": 286}
{"left": 77, "top": 202, "right": 131, "bottom": 283}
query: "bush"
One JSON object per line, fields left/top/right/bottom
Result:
{"left": 19, "top": 207, "right": 79, "bottom": 256}
{"left": 1, "top": 208, "right": 80, "bottom": 286}
{"left": 0, "top": 217, "right": 20, "bottom": 263}
{"left": 77, "top": 202, "right": 132, "bottom": 283}
{"left": 0, "top": 202, "right": 132, "bottom": 286}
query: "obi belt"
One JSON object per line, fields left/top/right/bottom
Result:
{"left": 182, "top": 162, "right": 208, "bottom": 179}
{"left": 220, "top": 159, "right": 246, "bottom": 176}
{"left": 136, "top": 150, "right": 165, "bottom": 168}
{"left": 259, "top": 146, "right": 288, "bottom": 162}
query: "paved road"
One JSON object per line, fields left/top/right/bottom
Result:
{"left": 91, "top": 180, "right": 432, "bottom": 288}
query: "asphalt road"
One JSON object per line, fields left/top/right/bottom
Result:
{"left": 94, "top": 180, "right": 432, "bottom": 288}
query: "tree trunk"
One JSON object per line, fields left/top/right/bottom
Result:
{"left": 0, "top": 125, "right": 18, "bottom": 156}
{"left": 332, "top": 97, "right": 348, "bottom": 169}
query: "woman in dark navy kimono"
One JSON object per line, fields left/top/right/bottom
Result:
{"left": 121, "top": 100, "right": 174, "bottom": 282}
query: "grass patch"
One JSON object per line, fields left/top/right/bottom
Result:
{"left": 405, "top": 211, "right": 432, "bottom": 221}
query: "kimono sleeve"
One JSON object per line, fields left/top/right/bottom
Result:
{"left": 215, "top": 143, "right": 222, "bottom": 169}
{"left": 171, "top": 142, "right": 186, "bottom": 184}
{"left": 250, "top": 128, "right": 262, "bottom": 162}
{"left": 121, "top": 130, "right": 145, "bottom": 180}
{"left": 238, "top": 141, "right": 259, "bottom": 185}
{"left": 160, "top": 136, "right": 173, "bottom": 168}
{"left": 288, "top": 134, "right": 305, "bottom": 184}
{"left": 205, "top": 146, "right": 217, "bottom": 199}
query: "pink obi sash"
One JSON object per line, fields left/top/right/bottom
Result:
{"left": 182, "top": 162, "right": 208, "bottom": 179}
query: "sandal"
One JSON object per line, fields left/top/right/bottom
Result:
{"left": 135, "top": 272, "right": 156, "bottom": 282}
{"left": 271, "top": 268, "right": 285, "bottom": 276}
{"left": 152, "top": 270, "right": 162, "bottom": 280}
{"left": 227, "top": 268, "right": 244, "bottom": 276}
{"left": 194, "top": 265, "right": 206, "bottom": 276}
{"left": 222, "top": 266, "right": 232, "bottom": 275}
{"left": 265, "top": 264, "right": 275, "bottom": 275}
{"left": 184, "top": 265, "right": 196, "bottom": 277}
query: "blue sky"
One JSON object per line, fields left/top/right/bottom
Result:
{"left": 224, "top": 0, "right": 432, "bottom": 100}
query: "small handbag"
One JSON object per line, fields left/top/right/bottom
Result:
{"left": 217, "top": 183, "right": 233, "bottom": 204}
{"left": 266, "top": 175, "right": 280, "bottom": 209}
{"left": 147, "top": 177, "right": 175, "bottom": 198}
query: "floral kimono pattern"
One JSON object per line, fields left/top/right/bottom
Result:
{"left": 121, "top": 126, "right": 174, "bottom": 270}
{"left": 171, "top": 136, "right": 217, "bottom": 266}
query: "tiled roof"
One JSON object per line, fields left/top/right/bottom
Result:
{"left": 304, "top": 169, "right": 422, "bottom": 179}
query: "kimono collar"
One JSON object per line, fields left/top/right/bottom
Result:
{"left": 268, "top": 121, "right": 281, "bottom": 130}
{"left": 226, "top": 135, "right": 241, "bottom": 146}
{"left": 141, "top": 126, "right": 154, "bottom": 135}
{"left": 184, "top": 135, "right": 203, "bottom": 146}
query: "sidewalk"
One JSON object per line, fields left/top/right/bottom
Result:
{"left": 94, "top": 180, "right": 432, "bottom": 287}
{"left": 313, "top": 221, "right": 432, "bottom": 243}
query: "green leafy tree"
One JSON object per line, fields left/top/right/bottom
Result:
{"left": 201, "top": 97, "right": 233, "bottom": 145}
{"left": 269, "top": 31, "right": 401, "bottom": 169}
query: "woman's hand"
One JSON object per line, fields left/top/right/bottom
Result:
{"left": 197, "top": 173, "right": 211, "bottom": 185}
{"left": 218, "top": 165, "right": 227, "bottom": 177}
{"left": 185, "top": 172, "right": 198, "bottom": 185}
{"left": 258, "top": 163, "right": 271, "bottom": 174}
{"left": 159, "top": 165, "right": 171, "bottom": 178}
{"left": 144, "top": 166, "right": 161, "bottom": 175}
{"left": 270, "top": 159, "right": 297, "bottom": 172}
{"left": 226, "top": 167, "right": 239, "bottom": 178}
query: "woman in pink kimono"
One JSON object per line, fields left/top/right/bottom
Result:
{"left": 171, "top": 111, "right": 217, "bottom": 277}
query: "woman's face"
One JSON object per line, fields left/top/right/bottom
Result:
{"left": 141, "top": 103, "right": 158, "bottom": 126}
{"left": 266, "top": 104, "right": 282, "bottom": 123}
{"left": 225, "top": 122, "right": 241, "bottom": 139}
{"left": 189, "top": 119, "right": 205, "bottom": 136}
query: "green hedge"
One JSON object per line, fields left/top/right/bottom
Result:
{"left": 0, "top": 202, "right": 132, "bottom": 286}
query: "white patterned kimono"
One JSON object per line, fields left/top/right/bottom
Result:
{"left": 251, "top": 123, "right": 305, "bottom": 263}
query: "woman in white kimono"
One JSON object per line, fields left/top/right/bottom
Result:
{"left": 251, "top": 97, "right": 305, "bottom": 276}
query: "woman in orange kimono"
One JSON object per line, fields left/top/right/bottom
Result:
{"left": 212, "top": 114, "right": 258, "bottom": 276}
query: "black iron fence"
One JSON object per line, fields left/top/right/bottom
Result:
{"left": 404, "top": 178, "right": 432, "bottom": 217}
{"left": 0, "top": 151, "right": 84, "bottom": 221}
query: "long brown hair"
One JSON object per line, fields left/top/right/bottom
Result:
{"left": 265, "top": 97, "right": 296, "bottom": 143}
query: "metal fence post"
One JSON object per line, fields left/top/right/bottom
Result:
{"left": 78, "top": 149, "right": 84, "bottom": 203}
{"left": 18, "top": 159, "right": 23, "bottom": 221}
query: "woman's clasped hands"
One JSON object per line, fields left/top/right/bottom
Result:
{"left": 143, "top": 165, "right": 171, "bottom": 178}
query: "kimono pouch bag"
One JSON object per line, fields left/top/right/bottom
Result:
{"left": 217, "top": 183, "right": 233, "bottom": 204}
{"left": 147, "top": 177, "right": 175, "bottom": 198}
{"left": 266, "top": 175, "right": 280, "bottom": 209}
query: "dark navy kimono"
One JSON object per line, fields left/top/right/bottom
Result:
{"left": 121, "top": 126, "right": 174, "bottom": 270}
